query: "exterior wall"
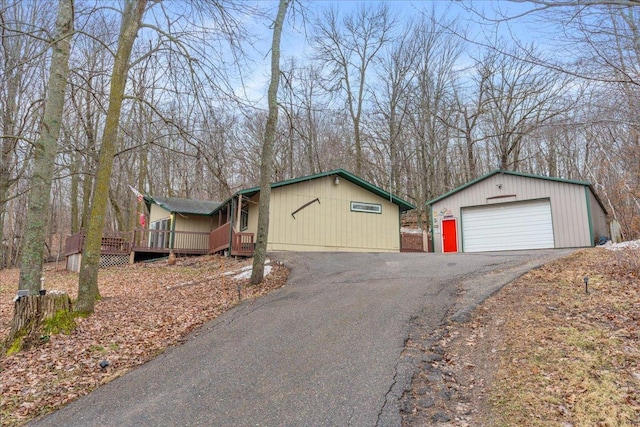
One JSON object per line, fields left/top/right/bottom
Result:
{"left": 174, "top": 214, "right": 212, "bottom": 233}
{"left": 246, "top": 194, "right": 260, "bottom": 234}
{"left": 148, "top": 204, "right": 212, "bottom": 251}
{"left": 252, "top": 176, "right": 400, "bottom": 252}
{"left": 430, "top": 174, "right": 602, "bottom": 252}
{"left": 149, "top": 204, "right": 170, "bottom": 223}
{"left": 588, "top": 189, "right": 608, "bottom": 242}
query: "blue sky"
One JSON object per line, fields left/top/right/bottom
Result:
{"left": 235, "top": 1, "right": 560, "bottom": 104}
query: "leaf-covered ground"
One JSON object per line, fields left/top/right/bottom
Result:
{"left": 0, "top": 255, "right": 288, "bottom": 426}
{"left": 402, "top": 247, "right": 640, "bottom": 426}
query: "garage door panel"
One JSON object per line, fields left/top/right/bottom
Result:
{"left": 462, "top": 200, "right": 554, "bottom": 252}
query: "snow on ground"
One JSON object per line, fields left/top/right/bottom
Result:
{"left": 223, "top": 258, "right": 273, "bottom": 280}
{"left": 234, "top": 265, "right": 272, "bottom": 280}
{"left": 602, "top": 239, "right": 640, "bottom": 250}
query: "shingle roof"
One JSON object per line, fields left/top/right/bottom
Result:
{"left": 145, "top": 196, "right": 220, "bottom": 215}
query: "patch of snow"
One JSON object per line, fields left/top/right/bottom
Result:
{"left": 234, "top": 265, "right": 272, "bottom": 280}
{"left": 223, "top": 258, "right": 270, "bottom": 276}
{"left": 603, "top": 239, "right": 640, "bottom": 251}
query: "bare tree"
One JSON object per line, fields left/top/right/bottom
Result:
{"left": 0, "top": 1, "right": 55, "bottom": 268}
{"left": 76, "top": 0, "right": 148, "bottom": 314}
{"left": 18, "top": 0, "right": 74, "bottom": 294}
{"left": 478, "top": 45, "right": 573, "bottom": 170}
{"left": 312, "top": 4, "right": 395, "bottom": 176}
{"left": 250, "top": 0, "right": 290, "bottom": 285}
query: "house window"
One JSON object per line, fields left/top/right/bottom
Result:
{"left": 350, "top": 201, "right": 382, "bottom": 214}
{"left": 149, "top": 218, "right": 171, "bottom": 248}
{"left": 240, "top": 206, "right": 249, "bottom": 231}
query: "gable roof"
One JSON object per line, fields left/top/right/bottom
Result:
{"left": 216, "top": 169, "right": 415, "bottom": 213}
{"left": 427, "top": 169, "right": 607, "bottom": 213}
{"left": 145, "top": 196, "right": 220, "bottom": 215}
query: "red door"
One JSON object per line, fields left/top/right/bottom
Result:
{"left": 441, "top": 218, "right": 458, "bottom": 253}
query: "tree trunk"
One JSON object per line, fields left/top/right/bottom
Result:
{"left": 4, "top": 293, "right": 72, "bottom": 355}
{"left": 76, "top": 0, "right": 147, "bottom": 314}
{"left": 250, "top": 0, "right": 290, "bottom": 285}
{"left": 18, "top": 0, "right": 74, "bottom": 294}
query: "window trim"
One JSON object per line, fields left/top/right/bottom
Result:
{"left": 350, "top": 201, "right": 382, "bottom": 214}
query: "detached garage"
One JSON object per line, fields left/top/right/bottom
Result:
{"left": 428, "top": 170, "right": 609, "bottom": 253}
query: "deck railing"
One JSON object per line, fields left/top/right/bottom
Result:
{"left": 132, "top": 229, "right": 210, "bottom": 254}
{"left": 65, "top": 230, "right": 84, "bottom": 256}
{"left": 64, "top": 230, "right": 131, "bottom": 256}
{"left": 209, "top": 222, "right": 231, "bottom": 254}
{"left": 209, "top": 223, "right": 254, "bottom": 256}
{"left": 232, "top": 232, "right": 254, "bottom": 256}
{"left": 65, "top": 226, "right": 253, "bottom": 258}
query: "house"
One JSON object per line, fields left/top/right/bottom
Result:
{"left": 427, "top": 170, "right": 609, "bottom": 253}
{"left": 141, "top": 196, "right": 220, "bottom": 255}
{"left": 210, "top": 169, "right": 415, "bottom": 254}
{"left": 65, "top": 169, "right": 416, "bottom": 271}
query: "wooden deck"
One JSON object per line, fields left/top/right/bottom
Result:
{"left": 65, "top": 225, "right": 254, "bottom": 259}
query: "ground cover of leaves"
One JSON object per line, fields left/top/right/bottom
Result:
{"left": 403, "top": 248, "right": 640, "bottom": 426}
{"left": 0, "top": 255, "right": 288, "bottom": 426}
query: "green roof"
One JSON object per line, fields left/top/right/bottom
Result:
{"left": 145, "top": 196, "right": 220, "bottom": 215}
{"left": 427, "top": 169, "right": 607, "bottom": 213}
{"left": 215, "top": 169, "right": 415, "bottom": 213}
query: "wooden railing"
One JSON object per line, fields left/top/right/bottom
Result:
{"left": 209, "top": 223, "right": 254, "bottom": 256}
{"left": 209, "top": 222, "right": 231, "bottom": 254}
{"left": 132, "top": 229, "right": 210, "bottom": 254}
{"left": 65, "top": 230, "right": 84, "bottom": 256}
{"left": 65, "top": 226, "right": 251, "bottom": 258}
{"left": 232, "top": 232, "right": 254, "bottom": 256}
{"left": 64, "top": 230, "right": 131, "bottom": 256}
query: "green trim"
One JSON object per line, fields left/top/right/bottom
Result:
{"left": 459, "top": 213, "right": 464, "bottom": 253}
{"left": 585, "top": 186, "right": 594, "bottom": 246}
{"left": 429, "top": 207, "right": 434, "bottom": 252}
{"left": 228, "top": 196, "right": 235, "bottom": 257}
{"left": 213, "top": 169, "right": 415, "bottom": 216}
{"left": 427, "top": 169, "right": 592, "bottom": 206}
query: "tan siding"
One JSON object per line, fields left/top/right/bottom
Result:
{"left": 431, "top": 174, "right": 596, "bottom": 252}
{"left": 589, "top": 191, "right": 608, "bottom": 241}
{"left": 174, "top": 215, "right": 212, "bottom": 233}
{"left": 149, "top": 205, "right": 170, "bottom": 223}
{"left": 264, "top": 176, "right": 399, "bottom": 252}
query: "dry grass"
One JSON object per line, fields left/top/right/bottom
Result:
{"left": 0, "top": 255, "right": 288, "bottom": 426}
{"left": 487, "top": 249, "right": 640, "bottom": 426}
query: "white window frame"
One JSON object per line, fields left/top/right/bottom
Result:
{"left": 350, "top": 201, "right": 382, "bottom": 214}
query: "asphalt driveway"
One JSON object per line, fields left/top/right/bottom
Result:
{"left": 29, "top": 249, "right": 573, "bottom": 427}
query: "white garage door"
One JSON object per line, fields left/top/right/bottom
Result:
{"left": 461, "top": 199, "right": 554, "bottom": 252}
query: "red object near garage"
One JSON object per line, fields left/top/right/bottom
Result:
{"left": 441, "top": 218, "right": 458, "bottom": 253}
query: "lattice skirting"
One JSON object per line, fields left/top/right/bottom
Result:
{"left": 66, "top": 253, "right": 131, "bottom": 272}
{"left": 100, "top": 254, "right": 131, "bottom": 268}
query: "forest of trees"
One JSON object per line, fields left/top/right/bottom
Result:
{"left": 1, "top": 0, "right": 639, "bottom": 269}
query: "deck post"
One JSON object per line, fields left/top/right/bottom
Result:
{"left": 227, "top": 198, "right": 235, "bottom": 257}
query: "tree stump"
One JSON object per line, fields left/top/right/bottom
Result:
{"left": 4, "top": 293, "right": 72, "bottom": 354}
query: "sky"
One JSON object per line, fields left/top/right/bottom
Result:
{"left": 238, "top": 0, "right": 556, "bottom": 105}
